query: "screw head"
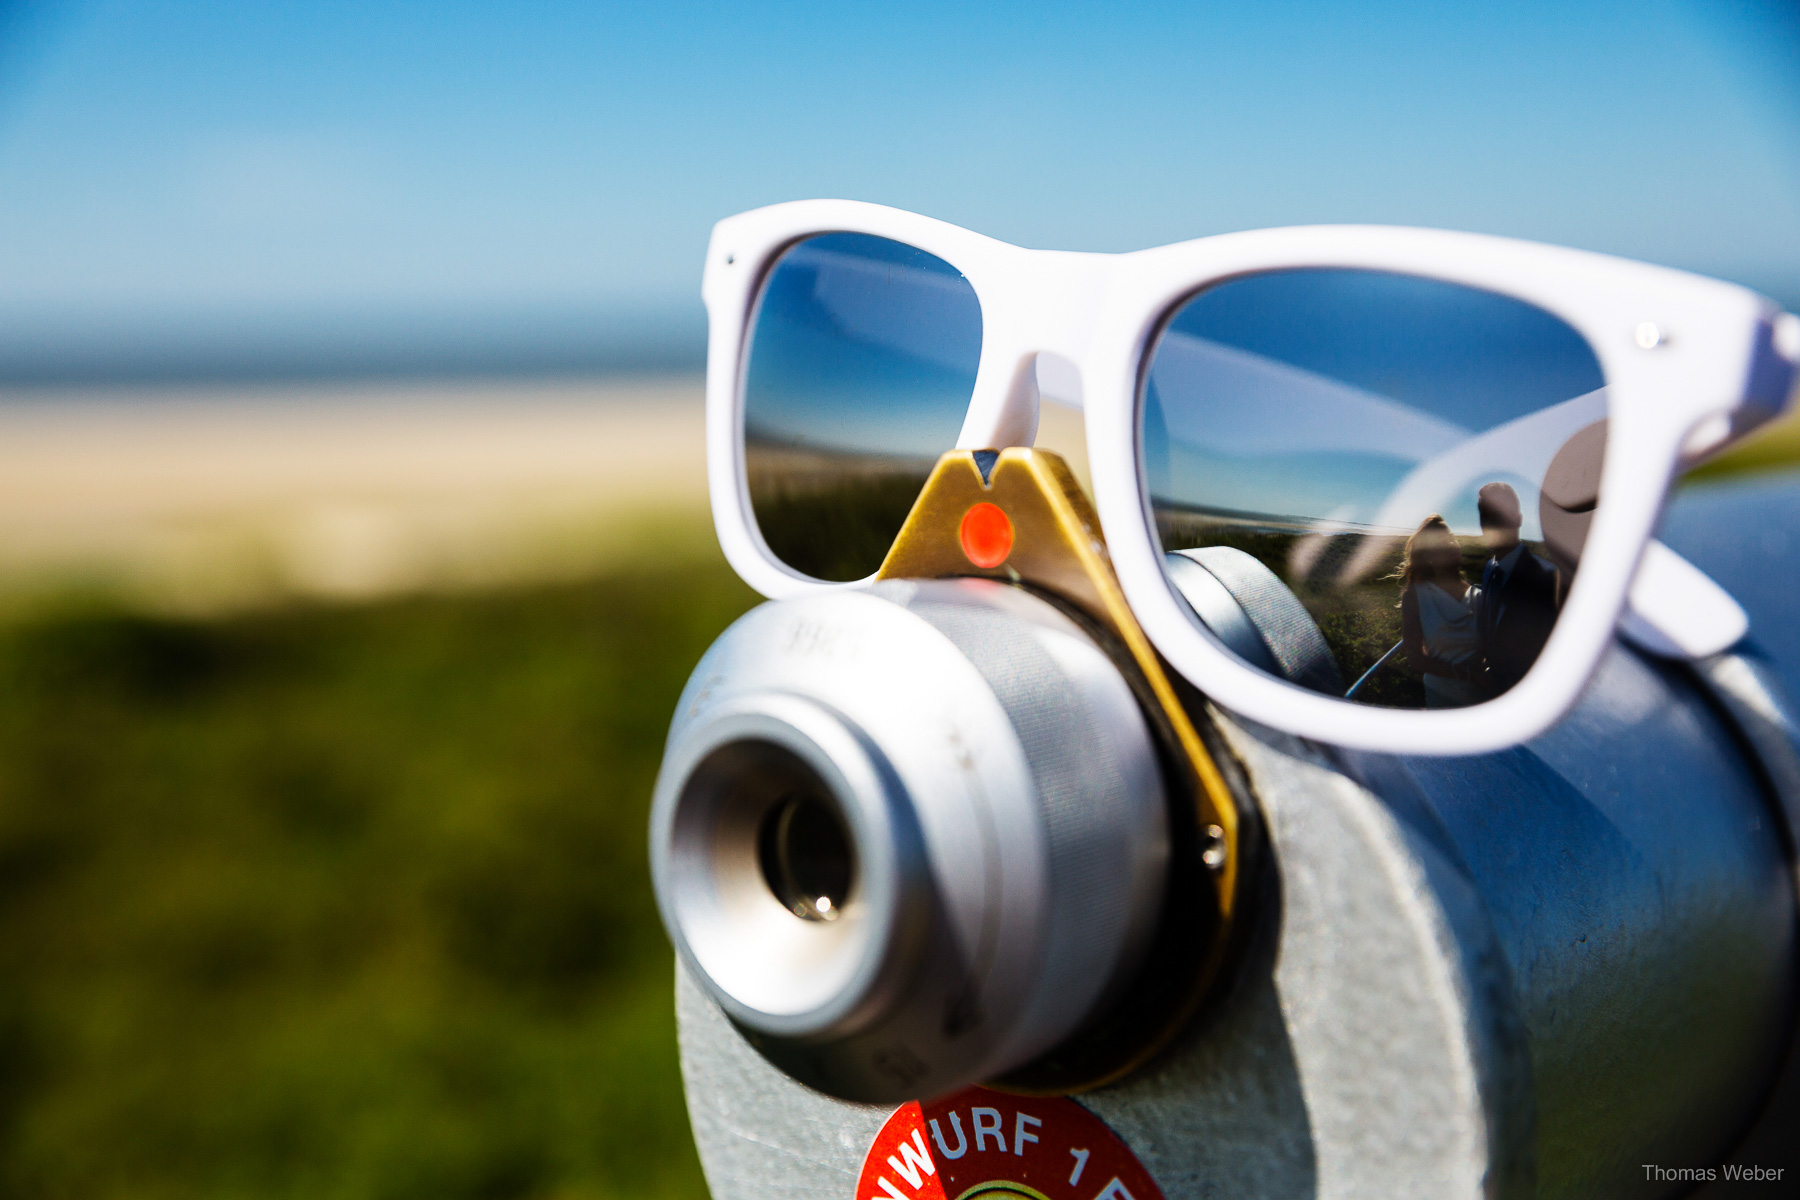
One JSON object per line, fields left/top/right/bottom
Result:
{"left": 1201, "top": 824, "right": 1228, "bottom": 870}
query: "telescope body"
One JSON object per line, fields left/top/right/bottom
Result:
{"left": 674, "top": 636, "right": 1794, "bottom": 1198}
{"left": 656, "top": 471, "right": 1800, "bottom": 1198}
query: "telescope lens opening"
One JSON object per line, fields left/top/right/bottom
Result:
{"left": 757, "top": 788, "right": 856, "bottom": 922}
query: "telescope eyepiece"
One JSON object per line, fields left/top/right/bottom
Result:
{"left": 654, "top": 692, "right": 920, "bottom": 1045}
{"left": 650, "top": 580, "right": 1170, "bottom": 1102}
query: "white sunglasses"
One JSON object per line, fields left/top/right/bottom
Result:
{"left": 701, "top": 200, "right": 1798, "bottom": 756}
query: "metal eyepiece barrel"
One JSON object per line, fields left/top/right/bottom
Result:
{"left": 649, "top": 579, "right": 1169, "bottom": 1102}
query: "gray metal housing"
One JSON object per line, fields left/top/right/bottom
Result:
{"left": 675, "top": 638, "right": 1797, "bottom": 1198}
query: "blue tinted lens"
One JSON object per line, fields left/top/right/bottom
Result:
{"left": 744, "top": 233, "right": 982, "bottom": 581}
{"left": 1142, "top": 269, "right": 1605, "bottom": 710}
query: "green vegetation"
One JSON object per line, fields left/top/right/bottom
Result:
{"left": 0, "top": 559, "right": 761, "bottom": 1200}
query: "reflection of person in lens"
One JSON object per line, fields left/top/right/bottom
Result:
{"left": 1475, "top": 481, "right": 1560, "bottom": 697}
{"left": 1397, "top": 515, "right": 1485, "bottom": 708}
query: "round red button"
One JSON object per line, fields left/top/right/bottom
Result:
{"left": 960, "top": 503, "right": 1014, "bottom": 568}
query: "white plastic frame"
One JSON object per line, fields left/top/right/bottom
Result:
{"left": 702, "top": 200, "right": 1799, "bottom": 755}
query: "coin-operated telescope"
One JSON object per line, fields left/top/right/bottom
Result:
{"left": 650, "top": 449, "right": 1799, "bottom": 1199}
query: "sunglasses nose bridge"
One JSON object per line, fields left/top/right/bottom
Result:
{"left": 955, "top": 345, "right": 1042, "bottom": 451}
{"left": 956, "top": 256, "right": 1107, "bottom": 449}
{"left": 1034, "top": 352, "right": 1084, "bottom": 409}
{"left": 1022, "top": 251, "right": 1109, "bottom": 365}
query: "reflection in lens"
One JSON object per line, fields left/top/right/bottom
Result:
{"left": 744, "top": 233, "right": 983, "bottom": 581}
{"left": 1141, "top": 269, "right": 1605, "bottom": 710}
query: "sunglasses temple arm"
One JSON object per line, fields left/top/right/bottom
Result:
{"left": 1619, "top": 540, "right": 1748, "bottom": 660}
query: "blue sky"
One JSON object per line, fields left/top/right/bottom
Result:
{"left": 0, "top": 0, "right": 1796, "bottom": 380}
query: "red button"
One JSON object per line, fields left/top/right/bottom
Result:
{"left": 960, "top": 503, "right": 1014, "bottom": 568}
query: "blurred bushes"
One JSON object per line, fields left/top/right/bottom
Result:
{"left": 0, "top": 560, "right": 759, "bottom": 1199}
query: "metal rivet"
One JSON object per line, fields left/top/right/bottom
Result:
{"left": 1201, "top": 824, "right": 1228, "bottom": 870}
{"left": 725, "top": 252, "right": 736, "bottom": 265}
{"left": 1635, "top": 321, "right": 1664, "bottom": 349}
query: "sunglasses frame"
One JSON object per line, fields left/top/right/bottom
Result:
{"left": 701, "top": 200, "right": 1797, "bottom": 755}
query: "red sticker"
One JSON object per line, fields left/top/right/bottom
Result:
{"left": 854, "top": 1085, "right": 1164, "bottom": 1200}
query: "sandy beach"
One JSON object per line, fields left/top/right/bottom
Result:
{"left": 0, "top": 375, "right": 709, "bottom": 610}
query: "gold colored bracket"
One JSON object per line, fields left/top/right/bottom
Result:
{"left": 877, "top": 447, "right": 1249, "bottom": 1093}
